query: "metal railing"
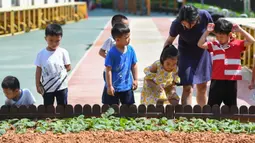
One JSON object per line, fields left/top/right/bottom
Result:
{"left": 236, "top": 25, "right": 255, "bottom": 71}
{"left": 0, "top": 2, "right": 88, "bottom": 36}
{"left": 113, "top": 0, "right": 187, "bottom": 15}
{"left": 113, "top": 0, "right": 151, "bottom": 16}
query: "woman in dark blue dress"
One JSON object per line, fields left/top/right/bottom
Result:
{"left": 164, "top": 5, "right": 213, "bottom": 106}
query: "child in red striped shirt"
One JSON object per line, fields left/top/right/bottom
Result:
{"left": 198, "top": 18, "right": 255, "bottom": 106}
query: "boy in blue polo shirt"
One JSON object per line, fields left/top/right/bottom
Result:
{"left": 103, "top": 23, "right": 138, "bottom": 105}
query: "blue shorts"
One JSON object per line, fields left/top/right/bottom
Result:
{"left": 102, "top": 87, "right": 135, "bottom": 105}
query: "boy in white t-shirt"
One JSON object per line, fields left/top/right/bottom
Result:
{"left": 98, "top": 14, "right": 129, "bottom": 82}
{"left": 2, "top": 76, "right": 36, "bottom": 106}
{"left": 98, "top": 14, "right": 129, "bottom": 59}
{"left": 34, "top": 24, "right": 71, "bottom": 106}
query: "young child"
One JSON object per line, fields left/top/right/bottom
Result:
{"left": 34, "top": 23, "right": 71, "bottom": 106}
{"left": 2, "top": 76, "right": 35, "bottom": 106}
{"left": 99, "top": 14, "right": 129, "bottom": 83}
{"left": 198, "top": 19, "right": 255, "bottom": 106}
{"left": 140, "top": 45, "right": 180, "bottom": 105}
{"left": 98, "top": 14, "right": 129, "bottom": 59}
{"left": 103, "top": 23, "right": 138, "bottom": 105}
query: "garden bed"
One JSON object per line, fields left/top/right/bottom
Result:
{"left": 1, "top": 131, "right": 255, "bottom": 143}
{"left": 1, "top": 108, "right": 255, "bottom": 142}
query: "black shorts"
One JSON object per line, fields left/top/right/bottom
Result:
{"left": 103, "top": 71, "right": 106, "bottom": 82}
{"left": 43, "top": 88, "right": 68, "bottom": 106}
{"left": 208, "top": 79, "right": 237, "bottom": 106}
{"left": 102, "top": 87, "right": 135, "bottom": 105}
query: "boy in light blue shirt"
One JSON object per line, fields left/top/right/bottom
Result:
{"left": 2, "top": 76, "right": 35, "bottom": 106}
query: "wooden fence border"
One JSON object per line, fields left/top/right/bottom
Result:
{"left": 1, "top": 104, "right": 255, "bottom": 122}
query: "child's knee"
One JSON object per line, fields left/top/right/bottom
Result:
{"left": 183, "top": 85, "right": 193, "bottom": 94}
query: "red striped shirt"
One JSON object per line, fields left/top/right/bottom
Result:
{"left": 207, "top": 39, "right": 245, "bottom": 80}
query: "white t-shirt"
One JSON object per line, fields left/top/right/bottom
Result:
{"left": 101, "top": 36, "right": 115, "bottom": 52}
{"left": 5, "top": 89, "right": 36, "bottom": 106}
{"left": 34, "top": 47, "right": 71, "bottom": 93}
{"left": 177, "top": 0, "right": 183, "bottom": 2}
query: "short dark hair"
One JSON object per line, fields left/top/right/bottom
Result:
{"left": 45, "top": 24, "right": 63, "bottom": 37}
{"left": 177, "top": 5, "right": 199, "bottom": 23}
{"left": 214, "top": 19, "right": 233, "bottom": 35}
{"left": 111, "top": 14, "right": 128, "bottom": 27}
{"left": 1, "top": 76, "right": 20, "bottom": 91}
{"left": 211, "top": 13, "right": 225, "bottom": 23}
{"left": 160, "top": 45, "right": 179, "bottom": 65}
{"left": 111, "top": 23, "right": 130, "bottom": 40}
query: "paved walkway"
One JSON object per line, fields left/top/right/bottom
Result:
{"left": 0, "top": 9, "right": 254, "bottom": 107}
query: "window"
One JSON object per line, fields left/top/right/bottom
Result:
{"left": 44, "top": 0, "right": 47, "bottom": 4}
{"left": 55, "top": 0, "right": 59, "bottom": 3}
{"left": 32, "top": 0, "right": 34, "bottom": 5}
{"left": 11, "top": 0, "right": 20, "bottom": 6}
{"left": 0, "top": 0, "right": 2, "bottom": 8}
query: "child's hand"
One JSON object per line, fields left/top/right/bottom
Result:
{"left": 107, "top": 86, "right": 115, "bottom": 96}
{"left": 207, "top": 23, "right": 215, "bottom": 32}
{"left": 232, "top": 24, "right": 241, "bottom": 33}
{"left": 132, "top": 80, "right": 138, "bottom": 90}
{"left": 168, "top": 92, "right": 180, "bottom": 106}
{"left": 36, "top": 85, "right": 44, "bottom": 95}
{"left": 249, "top": 81, "right": 255, "bottom": 90}
{"left": 157, "top": 84, "right": 164, "bottom": 92}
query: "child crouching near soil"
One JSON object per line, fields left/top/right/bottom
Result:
{"left": 140, "top": 45, "right": 180, "bottom": 105}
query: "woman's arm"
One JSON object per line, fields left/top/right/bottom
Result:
{"left": 164, "top": 36, "right": 176, "bottom": 48}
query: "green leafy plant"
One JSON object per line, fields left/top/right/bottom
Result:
{"left": 1, "top": 108, "right": 255, "bottom": 136}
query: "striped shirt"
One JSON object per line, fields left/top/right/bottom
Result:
{"left": 207, "top": 39, "right": 245, "bottom": 80}
{"left": 35, "top": 47, "right": 71, "bottom": 93}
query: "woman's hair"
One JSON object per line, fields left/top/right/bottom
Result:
{"left": 177, "top": 5, "right": 199, "bottom": 23}
{"left": 160, "top": 45, "right": 179, "bottom": 65}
